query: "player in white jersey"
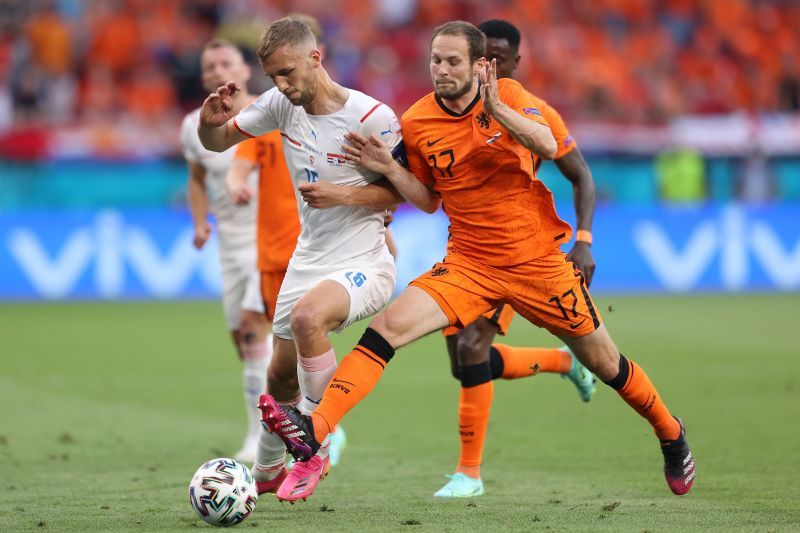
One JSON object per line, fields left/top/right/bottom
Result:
{"left": 198, "top": 18, "right": 404, "bottom": 502}
{"left": 180, "top": 39, "right": 270, "bottom": 464}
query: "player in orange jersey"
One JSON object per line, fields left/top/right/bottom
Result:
{"left": 260, "top": 21, "right": 695, "bottom": 499}
{"left": 431, "top": 18, "right": 600, "bottom": 497}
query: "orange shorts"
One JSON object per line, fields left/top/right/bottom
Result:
{"left": 260, "top": 270, "right": 287, "bottom": 321}
{"left": 441, "top": 304, "right": 515, "bottom": 337}
{"left": 412, "top": 251, "right": 601, "bottom": 338}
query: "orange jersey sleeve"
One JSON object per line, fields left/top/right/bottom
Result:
{"left": 502, "top": 83, "right": 551, "bottom": 128}
{"left": 401, "top": 79, "right": 572, "bottom": 266}
{"left": 528, "top": 93, "right": 577, "bottom": 160}
{"left": 400, "top": 115, "right": 435, "bottom": 187}
{"left": 234, "top": 137, "right": 262, "bottom": 164}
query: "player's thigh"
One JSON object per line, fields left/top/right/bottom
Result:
{"left": 370, "top": 286, "right": 450, "bottom": 348}
{"left": 324, "top": 259, "right": 397, "bottom": 333}
{"left": 272, "top": 267, "right": 313, "bottom": 341}
{"left": 410, "top": 255, "right": 503, "bottom": 339}
{"left": 290, "top": 279, "right": 352, "bottom": 335}
{"left": 557, "top": 324, "right": 620, "bottom": 382}
{"left": 508, "top": 254, "right": 602, "bottom": 340}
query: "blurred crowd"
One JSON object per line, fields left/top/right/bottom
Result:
{"left": 2, "top": 0, "right": 799, "bottom": 138}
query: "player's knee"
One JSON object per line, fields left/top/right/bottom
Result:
{"left": 455, "top": 324, "right": 494, "bottom": 366}
{"left": 290, "top": 302, "right": 325, "bottom": 340}
{"left": 573, "top": 344, "right": 619, "bottom": 382}
{"left": 238, "top": 311, "right": 266, "bottom": 346}
{"left": 456, "top": 336, "right": 486, "bottom": 366}
{"left": 238, "top": 328, "right": 257, "bottom": 346}
{"left": 590, "top": 352, "right": 620, "bottom": 382}
{"left": 368, "top": 312, "right": 403, "bottom": 347}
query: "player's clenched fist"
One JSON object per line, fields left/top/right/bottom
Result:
{"left": 200, "top": 81, "right": 242, "bottom": 127}
{"left": 193, "top": 223, "right": 212, "bottom": 250}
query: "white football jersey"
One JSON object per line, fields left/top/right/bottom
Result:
{"left": 233, "top": 87, "right": 403, "bottom": 271}
{"left": 180, "top": 109, "right": 259, "bottom": 252}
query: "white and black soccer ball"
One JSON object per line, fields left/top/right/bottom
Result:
{"left": 189, "top": 458, "right": 257, "bottom": 527}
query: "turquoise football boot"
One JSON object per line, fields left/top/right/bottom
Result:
{"left": 561, "top": 346, "right": 596, "bottom": 402}
{"left": 328, "top": 425, "right": 347, "bottom": 467}
{"left": 433, "top": 473, "right": 484, "bottom": 498}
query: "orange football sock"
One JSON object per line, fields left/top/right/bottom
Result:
{"left": 312, "top": 347, "right": 386, "bottom": 443}
{"left": 615, "top": 357, "right": 681, "bottom": 441}
{"left": 456, "top": 380, "right": 493, "bottom": 479}
{"left": 493, "top": 343, "right": 571, "bottom": 379}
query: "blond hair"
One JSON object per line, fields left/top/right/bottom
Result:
{"left": 286, "top": 13, "right": 323, "bottom": 44}
{"left": 256, "top": 17, "right": 317, "bottom": 63}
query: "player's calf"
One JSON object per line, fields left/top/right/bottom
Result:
{"left": 266, "top": 355, "right": 299, "bottom": 401}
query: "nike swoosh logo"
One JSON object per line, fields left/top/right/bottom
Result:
{"left": 569, "top": 319, "right": 587, "bottom": 330}
{"left": 331, "top": 378, "right": 356, "bottom": 387}
{"left": 426, "top": 137, "right": 444, "bottom": 147}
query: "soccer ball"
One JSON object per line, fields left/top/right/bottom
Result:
{"left": 189, "top": 458, "right": 257, "bottom": 527}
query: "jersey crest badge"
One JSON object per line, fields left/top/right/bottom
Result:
{"left": 476, "top": 111, "right": 491, "bottom": 129}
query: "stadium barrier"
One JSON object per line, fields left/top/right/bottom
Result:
{"left": 0, "top": 204, "right": 798, "bottom": 300}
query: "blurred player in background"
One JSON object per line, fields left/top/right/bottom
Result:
{"left": 198, "top": 18, "right": 404, "bottom": 502}
{"left": 179, "top": 39, "right": 268, "bottom": 464}
{"left": 262, "top": 21, "right": 695, "bottom": 499}
{"left": 432, "top": 18, "right": 599, "bottom": 498}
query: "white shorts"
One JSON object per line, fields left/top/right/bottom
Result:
{"left": 272, "top": 257, "right": 396, "bottom": 340}
{"left": 220, "top": 256, "right": 264, "bottom": 330}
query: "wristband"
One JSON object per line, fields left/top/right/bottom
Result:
{"left": 576, "top": 230, "right": 592, "bottom": 245}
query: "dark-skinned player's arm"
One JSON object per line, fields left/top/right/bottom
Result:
{"left": 480, "top": 59, "right": 557, "bottom": 160}
{"left": 556, "top": 145, "right": 597, "bottom": 285}
{"left": 342, "top": 133, "right": 441, "bottom": 214}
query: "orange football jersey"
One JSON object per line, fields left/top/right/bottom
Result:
{"left": 401, "top": 78, "right": 572, "bottom": 266}
{"left": 235, "top": 132, "right": 300, "bottom": 272}
{"left": 532, "top": 94, "right": 576, "bottom": 161}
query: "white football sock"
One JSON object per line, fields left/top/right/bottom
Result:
{"left": 241, "top": 334, "right": 272, "bottom": 441}
{"left": 297, "top": 348, "right": 337, "bottom": 459}
{"left": 296, "top": 347, "right": 338, "bottom": 415}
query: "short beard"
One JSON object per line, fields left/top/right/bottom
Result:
{"left": 435, "top": 76, "right": 473, "bottom": 101}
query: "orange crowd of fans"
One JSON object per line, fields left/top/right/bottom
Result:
{"left": 2, "top": 0, "right": 799, "bottom": 132}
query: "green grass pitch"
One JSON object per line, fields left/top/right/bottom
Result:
{"left": 1, "top": 294, "right": 799, "bottom": 531}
